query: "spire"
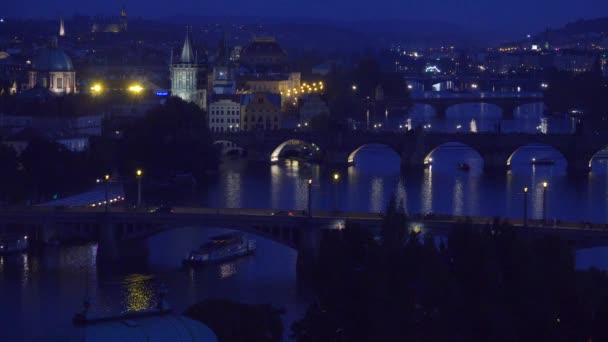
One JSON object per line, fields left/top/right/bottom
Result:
{"left": 59, "top": 18, "right": 65, "bottom": 37}
{"left": 180, "top": 26, "right": 195, "bottom": 64}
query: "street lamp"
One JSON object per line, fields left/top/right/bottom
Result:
{"left": 352, "top": 85, "right": 357, "bottom": 91}
{"left": 523, "top": 186, "right": 528, "bottom": 227}
{"left": 542, "top": 181, "right": 548, "bottom": 223}
{"left": 104, "top": 174, "right": 110, "bottom": 213}
{"left": 128, "top": 84, "right": 144, "bottom": 94}
{"left": 332, "top": 172, "right": 340, "bottom": 212}
{"left": 136, "top": 169, "right": 143, "bottom": 208}
{"left": 90, "top": 83, "right": 103, "bottom": 95}
{"left": 307, "top": 179, "right": 312, "bottom": 217}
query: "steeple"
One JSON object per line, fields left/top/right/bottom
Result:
{"left": 59, "top": 18, "right": 65, "bottom": 37}
{"left": 180, "top": 27, "right": 195, "bottom": 64}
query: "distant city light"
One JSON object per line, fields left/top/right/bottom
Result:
{"left": 541, "top": 83, "right": 549, "bottom": 89}
{"left": 128, "top": 84, "right": 144, "bottom": 93}
{"left": 155, "top": 91, "right": 169, "bottom": 96}
{"left": 425, "top": 65, "right": 441, "bottom": 73}
{"left": 90, "top": 83, "right": 103, "bottom": 94}
{"left": 471, "top": 83, "right": 478, "bottom": 89}
{"left": 0, "top": 18, "right": 4, "bottom": 23}
{"left": 526, "top": 34, "right": 531, "bottom": 38}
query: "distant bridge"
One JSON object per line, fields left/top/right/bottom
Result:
{"left": 2, "top": 207, "right": 608, "bottom": 267}
{"left": 410, "top": 92, "right": 544, "bottom": 119}
{"left": 212, "top": 130, "right": 607, "bottom": 174}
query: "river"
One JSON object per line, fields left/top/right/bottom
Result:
{"left": 3, "top": 104, "right": 608, "bottom": 340}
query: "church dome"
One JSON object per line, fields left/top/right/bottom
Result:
{"left": 240, "top": 37, "right": 287, "bottom": 67}
{"left": 32, "top": 45, "right": 74, "bottom": 72}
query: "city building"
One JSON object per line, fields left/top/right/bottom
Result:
{"left": 299, "top": 94, "right": 330, "bottom": 122}
{"left": 27, "top": 37, "right": 76, "bottom": 95}
{"left": 240, "top": 37, "right": 288, "bottom": 71}
{"left": 553, "top": 51, "right": 596, "bottom": 73}
{"left": 208, "top": 95, "right": 241, "bottom": 132}
{"left": 240, "top": 93, "right": 281, "bottom": 131}
{"left": 170, "top": 28, "right": 206, "bottom": 109}
{"left": 91, "top": 6, "right": 128, "bottom": 33}
{"left": 241, "top": 73, "right": 300, "bottom": 106}
{"left": 209, "top": 35, "right": 236, "bottom": 95}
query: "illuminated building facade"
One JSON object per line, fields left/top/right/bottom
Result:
{"left": 208, "top": 95, "right": 241, "bottom": 132}
{"left": 170, "top": 28, "right": 206, "bottom": 109}
{"left": 27, "top": 37, "right": 76, "bottom": 95}
{"left": 240, "top": 93, "right": 281, "bottom": 131}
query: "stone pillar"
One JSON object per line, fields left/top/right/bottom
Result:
{"left": 96, "top": 215, "right": 119, "bottom": 264}
{"left": 481, "top": 151, "right": 510, "bottom": 172}
{"left": 296, "top": 222, "right": 322, "bottom": 278}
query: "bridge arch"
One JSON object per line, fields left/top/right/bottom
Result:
{"left": 423, "top": 142, "right": 484, "bottom": 168}
{"left": 347, "top": 143, "right": 401, "bottom": 165}
{"left": 506, "top": 143, "right": 567, "bottom": 168}
{"left": 588, "top": 147, "right": 608, "bottom": 172}
{"left": 214, "top": 140, "right": 246, "bottom": 157}
{"left": 444, "top": 102, "right": 503, "bottom": 119}
{"left": 270, "top": 139, "right": 321, "bottom": 163}
{"left": 512, "top": 102, "right": 545, "bottom": 118}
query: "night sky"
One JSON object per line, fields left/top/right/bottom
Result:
{"left": 4, "top": 0, "right": 608, "bottom": 34}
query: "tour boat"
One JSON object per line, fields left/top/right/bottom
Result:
{"left": 530, "top": 158, "right": 555, "bottom": 166}
{"left": 183, "top": 233, "right": 256, "bottom": 266}
{"left": 0, "top": 235, "right": 28, "bottom": 255}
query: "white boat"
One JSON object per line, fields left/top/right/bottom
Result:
{"left": 183, "top": 233, "right": 255, "bottom": 266}
{"left": 0, "top": 235, "right": 28, "bottom": 254}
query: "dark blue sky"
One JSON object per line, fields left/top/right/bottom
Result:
{"left": 4, "top": 0, "right": 608, "bottom": 34}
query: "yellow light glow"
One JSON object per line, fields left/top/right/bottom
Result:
{"left": 90, "top": 83, "right": 103, "bottom": 94}
{"left": 128, "top": 84, "right": 144, "bottom": 93}
{"left": 104, "top": 174, "right": 110, "bottom": 181}
{"left": 524, "top": 187, "right": 528, "bottom": 193}
{"left": 542, "top": 181, "right": 548, "bottom": 188}
{"left": 333, "top": 173, "right": 340, "bottom": 181}
{"left": 136, "top": 169, "right": 143, "bottom": 177}
{"left": 308, "top": 179, "right": 312, "bottom": 185}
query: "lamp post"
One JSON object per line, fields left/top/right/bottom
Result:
{"left": 136, "top": 169, "right": 143, "bottom": 209}
{"left": 104, "top": 174, "right": 110, "bottom": 213}
{"left": 307, "top": 179, "right": 312, "bottom": 217}
{"left": 332, "top": 172, "right": 340, "bottom": 212}
{"left": 523, "top": 186, "right": 528, "bottom": 227}
{"left": 542, "top": 181, "right": 548, "bottom": 223}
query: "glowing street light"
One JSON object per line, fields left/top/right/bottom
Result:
{"left": 136, "top": 169, "right": 143, "bottom": 208}
{"left": 352, "top": 85, "right": 357, "bottom": 91}
{"left": 128, "top": 84, "right": 144, "bottom": 94}
{"left": 523, "top": 186, "right": 529, "bottom": 226}
{"left": 104, "top": 174, "right": 110, "bottom": 213}
{"left": 332, "top": 172, "right": 340, "bottom": 211}
{"left": 542, "top": 181, "right": 548, "bottom": 223}
{"left": 90, "top": 83, "right": 103, "bottom": 95}
{"left": 307, "top": 179, "right": 313, "bottom": 217}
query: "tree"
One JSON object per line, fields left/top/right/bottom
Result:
{"left": 118, "top": 97, "right": 219, "bottom": 181}
{"left": 185, "top": 299, "right": 284, "bottom": 342}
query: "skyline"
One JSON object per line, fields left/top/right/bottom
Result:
{"left": 4, "top": 0, "right": 608, "bottom": 37}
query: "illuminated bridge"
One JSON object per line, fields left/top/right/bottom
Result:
{"left": 2, "top": 207, "right": 608, "bottom": 266}
{"left": 212, "top": 130, "right": 608, "bottom": 174}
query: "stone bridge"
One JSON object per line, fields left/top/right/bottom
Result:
{"left": 410, "top": 92, "right": 544, "bottom": 119}
{"left": 3, "top": 208, "right": 608, "bottom": 271}
{"left": 212, "top": 131, "right": 608, "bottom": 174}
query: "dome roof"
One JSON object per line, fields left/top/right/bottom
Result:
{"left": 241, "top": 38, "right": 286, "bottom": 58}
{"left": 32, "top": 46, "right": 74, "bottom": 72}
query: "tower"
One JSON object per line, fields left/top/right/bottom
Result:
{"left": 120, "top": 5, "right": 128, "bottom": 32}
{"left": 170, "top": 27, "right": 206, "bottom": 108}
{"left": 59, "top": 18, "right": 65, "bottom": 37}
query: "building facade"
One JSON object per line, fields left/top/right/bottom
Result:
{"left": 27, "top": 37, "right": 76, "bottom": 95}
{"left": 208, "top": 95, "right": 241, "bottom": 132}
{"left": 240, "top": 93, "right": 282, "bottom": 131}
{"left": 170, "top": 29, "right": 206, "bottom": 109}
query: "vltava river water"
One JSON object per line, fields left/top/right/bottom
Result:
{"left": 3, "top": 103, "right": 608, "bottom": 340}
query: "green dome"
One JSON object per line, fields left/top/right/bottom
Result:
{"left": 32, "top": 46, "right": 74, "bottom": 72}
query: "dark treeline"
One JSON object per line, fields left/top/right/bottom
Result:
{"left": 543, "top": 64, "right": 608, "bottom": 130}
{"left": 290, "top": 196, "right": 608, "bottom": 341}
{"left": 0, "top": 97, "right": 218, "bottom": 204}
